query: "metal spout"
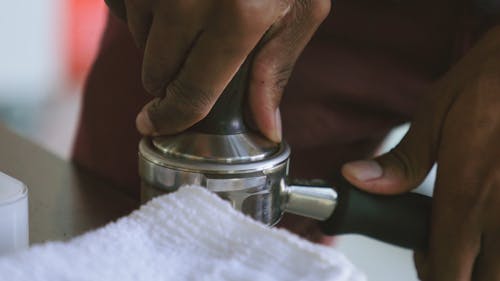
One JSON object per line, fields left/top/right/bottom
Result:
{"left": 282, "top": 181, "right": 338, "bottom": 221}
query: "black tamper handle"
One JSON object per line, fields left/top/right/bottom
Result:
{"left": 320, "top": 176, "right": 432, "bottom": 249}
{"left": 190, "top": 60, "right": 250, "bottom": 135}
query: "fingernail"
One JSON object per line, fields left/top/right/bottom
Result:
{"left": 272, "top": 108, "right": 282, "bottom": 143}
{"left": 136, "top": 110, "right": 155, "bottom": 135}
{"left": 343, "top": 160, "right": 383, "bottom": 182}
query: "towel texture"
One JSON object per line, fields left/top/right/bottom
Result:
{"left": 0, "top": 185, "right": 365, "bottom": 281}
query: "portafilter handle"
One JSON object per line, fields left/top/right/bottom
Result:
{"left": 283, "top": 177, "right": 432, "bottom": 250}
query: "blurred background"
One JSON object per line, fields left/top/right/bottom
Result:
{"left": 0, "top": 0, "right": 106, "bottom": 158}
{"left": 0, "top": 1, "right": 435, "bottom": 280}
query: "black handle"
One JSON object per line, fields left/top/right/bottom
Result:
{"left": 320, "top": 176, "right": 432, "bottom": 249}
{"left": 190, "top": 60, "right": 250, "bottom": 135}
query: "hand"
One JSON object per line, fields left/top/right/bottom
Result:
{"left": 341, "top": 26, "right": 500, "bottom": 280}
{"left": 117, "top": 0, "right": 330, "bottom": 142}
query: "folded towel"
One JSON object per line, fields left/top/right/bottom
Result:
{"left": 0, "top": 185, "right": 365, "bottom": 281}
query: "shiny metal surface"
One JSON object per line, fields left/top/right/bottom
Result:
{"left": 139, "top": 156, "right": 288, "bottom": 224}
{"left": 282, "top": 182, "right": 338, "bottom": 221}
{"left": 152, "top": 132, "right": 278, "bottom": 163}
{"left": 140, "top": 137, "right": 290, "bottom": 174}
{"left": 140, "top": 133, "right": 339, "bottom": 226}
{"left": 139, "top": 134, "right": 290, "bottom": 224}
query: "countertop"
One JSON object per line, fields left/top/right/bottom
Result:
{"left": 0, "top": 124, "right": 138, "bottom": 244}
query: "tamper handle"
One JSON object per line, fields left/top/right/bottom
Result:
{"left": 191, "top": 60, "right": 250, "bottom": 135}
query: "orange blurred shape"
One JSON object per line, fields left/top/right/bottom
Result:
{"left": 67, "top": 0, "right": 107, "bottom": 84}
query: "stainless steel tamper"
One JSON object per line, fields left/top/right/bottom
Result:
{"left": 138, "top": 58, "right": 432, "bottom": 249}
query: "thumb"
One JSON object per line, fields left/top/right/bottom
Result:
{"left": 341, "top": 122, "right": 438, "bottom": 195}
{"left": 341, "top": 63, "right": 466, "bottom": 194}
{"left": 248, "top": 1, "right": 331, "bottom": 143}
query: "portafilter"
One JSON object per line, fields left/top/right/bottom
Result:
{"left": 138, "top": 59, "right": 432, "bottom": 249}
{"left": 103, "top": 0, "right": 432, "bottom": 249}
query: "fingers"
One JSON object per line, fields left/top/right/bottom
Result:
{"left": 138, "top": 14, "right": 269, "bottom": 135}
{"left": 135, "top": 1, "right": 330, "bottom": 137}
{"left": 124, "top": 0, "right": 152, "bottom": 48}
{"left": 141, "top": 14, "right": 199, "bottom": 97}
{"left": 248, "top": 0, "right": 331, "bottom": 142}
{"left": 341, "top": 124, "right": 438, "bottom": 195}
{"left": 473, "top": 232, "right": 500, "bottom": 280}
{"left": 424, "top": 118, "right": 485, "bottom": 281}
{"left": 411, "top": 153, "right": 482, "bottom": 281}
{"left": 341, "top": 51, "right": 470, "bottom": 194}
{"left": 425, "top": 172, "right": 482, "bottom": 281}
{"left": 341, "top": 81, "right": 463, "bottom": 194}
{"left": 472, "top": 172, "right": 500, "bottom": 281}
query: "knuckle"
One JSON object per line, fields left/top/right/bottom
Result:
{"left": 389, "top": 147, "right": 424, "bottom": 184}
{"left": 167, "top": 79, "right": 213, "bottom": 119}
{"left": 146, "top": 99, "right": 167, "bottom": 132}
{"left": 252, "top": 59, "right": 293, "bottom": 103}
{"left": 147, "top": 98, "right": 163, "bottom": 119}
{"left": 142, "top": 58, "right": 166, "bottom": 95}
{"left": 227, "top": 0, "right": 276, "bottom": 29}
{"left": 273, "top": 64, "right": 294, "bottom": 92}
{"left": 142, "top": 72, "right": 163, "bottom": 95}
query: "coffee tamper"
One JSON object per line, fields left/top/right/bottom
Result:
{"left": 103, "top": 0, "right": 432, "bottom": 249}
{"left": 138, "top": 60, "right": 432, "bottom": 249}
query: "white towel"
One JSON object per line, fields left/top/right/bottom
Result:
{"left": 0, "top": 185, "right": 365, "bottom": 281}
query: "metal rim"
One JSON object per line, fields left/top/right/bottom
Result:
{"left": 139, "top": 137, "right": 291, "bottom": 174}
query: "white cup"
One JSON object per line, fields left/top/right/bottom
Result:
{"left": 0, "top": 172, "right": 29, "bottom": 255}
